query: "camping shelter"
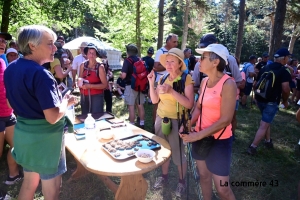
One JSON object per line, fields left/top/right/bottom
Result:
{"left": 63, "top": 36, "right": 122, "bottom": 70}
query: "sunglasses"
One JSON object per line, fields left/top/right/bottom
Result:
{"left": 200, "top": 56, "right": 210, "bottom": 61}
{"left": 0, "top": 38, "right": 7, "bottom": 44}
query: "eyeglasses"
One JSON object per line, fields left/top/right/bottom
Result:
{"left": 201, "top": 56, "right": 210, "bottom": 61}
{"left": 0, "top": 39, "right": 7, "bottom": 44}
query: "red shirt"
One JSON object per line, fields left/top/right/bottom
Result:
{"left": 80, "top": 62, "right": 104, "bottom": 96}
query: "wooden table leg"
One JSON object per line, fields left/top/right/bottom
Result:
{"left": 96, "top": 175, "right": 119, "bottom": 194}
{"left": 115, "top": 174, "right": 148, "bottom": 200}
{"left": 67, "top": 159, "right": 90, "bottom": 182}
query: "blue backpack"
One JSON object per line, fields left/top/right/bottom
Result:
{"left": 240, "top": 62, "right": 252, "bottom": 73}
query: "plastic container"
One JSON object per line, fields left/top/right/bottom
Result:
{"left": 84, "top": 113, "right": 96, "bottom": 140}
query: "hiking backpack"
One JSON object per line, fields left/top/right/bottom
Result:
{"left": 83, "top": 60, "right": 102, "bottom": 78}
{"left": 160, "top": 73, "right": 188, "bottom": 94}
{"left": 224, "top": 59, "right": 232, "bottom": 77}
{"left": 127, "top": 58, "right": 149, "bottom": 92}
{"left": 254, "top": 66, "right": 282, "bottom": 101}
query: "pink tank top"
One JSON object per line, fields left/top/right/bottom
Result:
{"left": 195, "top": 74, "right": 232, "bottom": 139}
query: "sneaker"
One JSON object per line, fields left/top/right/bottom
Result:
{"left": 4, "top": 171, "right": 24, "bottom": 185}
{"left": 264, "top": 139, "right": 274, "bottom": 149}
{"left": 153, "top": 176, "right": 167, "bottom": 189}
{"left": 175, "top": 182, "right": 186, "bottom": 197}
{"left": 247, "top": 146, "right": 257, "bottom": 155}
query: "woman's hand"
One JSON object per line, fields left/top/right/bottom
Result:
{"left": 81, "top": 84, "right": 91, "bottom": 90}
{"left": 147, "top": 70, "right": 156, "bottom": 87}
{"left": 157, "top": 83, "right": 172, "bottom": 94}
{"left": 179, "top": 131, "right": 200, "bottom": 143}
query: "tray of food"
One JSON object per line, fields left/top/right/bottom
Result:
{"left": 102, "top": 134, "right": 161, "bottom": 160}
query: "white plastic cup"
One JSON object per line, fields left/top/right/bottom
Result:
{"left": 78, "top": 78, "right": 84, "bottom": 87}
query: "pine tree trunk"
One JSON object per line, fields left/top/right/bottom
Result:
{"left": 136, "top": 0, "right": 141, "bottom": 57}
{"left": 234, "top": 0, "right": 246, "bottom": 61}
{"left": 157, "top": 0, "right": 164, "bottom": 49}
{"left": 181, "top": 0, "right": 190, "bottom": 50}
{"left": 288, "top": 25, "right": 298, "bottom": 54}
{"left": 1, "top": 0, "right": 13, "bottom": 32}
{"left": 269, "top": 0, "right": 287, "bottom": 58}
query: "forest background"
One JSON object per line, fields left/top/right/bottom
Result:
{"left": 1, "top": 0, "right": 300, "bottom": 64}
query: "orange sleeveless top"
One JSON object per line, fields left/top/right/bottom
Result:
{"left": 195, "top": 74, "right": 232, "bottom": 139}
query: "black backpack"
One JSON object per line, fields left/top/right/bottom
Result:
{"left": 160, "top": 73, "right": 188, "bottom": 94}
{"left": 254, "top": 65, "right": 283, "bottom": 101}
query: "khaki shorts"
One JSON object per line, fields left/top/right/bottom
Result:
{"left": 155, "top": 116, "right": 186, "bottom": 166}
{"left": 124, "top": 85, "right": 145, "bottom": 106}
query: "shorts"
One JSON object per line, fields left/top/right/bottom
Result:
{"left": 257, "top": 101, "right": 278, "bottom": 123}
{"left": 23, "top": 136, "right": 66, "bottom": 180}
{"left": 290, "top": 80, "right": 296, "bottom": 89}
{"left": 296, "top": 79, "right": 300, "bottom": 91}
{"left": 192, "top": 137, "right": 233, "bottom": 176}
{"left": 0, "top": 114, "right": 16, "bottom": 132}
{"left": 80, "top": 93, "right": 104, "bottom": 115}
{"left": 124, "top": 85, "right": 145, "bottom": 106}
{"left": 244, "top": 82, "right": 253, "bottom": 96}
{"left": 235, "top": 100, "right": 239, "bottom": 111}
{"left": 155, "top": 116, "right": 186, "bottom": 166}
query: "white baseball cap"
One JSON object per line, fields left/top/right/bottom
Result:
{"left": 6, "top": 48, "right": 18, "bottom": 55}
{"left": 195, "top": 44, "right": 229, "bottom": 65}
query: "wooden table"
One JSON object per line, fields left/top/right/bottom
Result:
{"left": 65, "top": 122, "right": 171, "bottom": 200}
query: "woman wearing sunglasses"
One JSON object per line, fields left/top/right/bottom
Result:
{"left": 180, "top": 44, "right": 236, "bottom": 200}
{"left": 78, "top": 43, "right": 108, "bottom": 114}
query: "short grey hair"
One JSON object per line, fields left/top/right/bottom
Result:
{"left": 17, "top": 25, "right": 57, "bottom": 56}
{"left": 274, "top": 56, "right": 284, "bottom": 62}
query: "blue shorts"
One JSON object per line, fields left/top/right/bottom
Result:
{"left": 235, "top": 100, "right": 239, "bottom": 111}
{"left": 290, "top": 80, "right": 296, "bottom": 89}
{"left": 257, "top": 101, "right": 278, "bottom": 123}
{"left": 0, "top": 114, "right": 16, "bottom": 132}
{"left": 192, "top": 137, "right": 233, "bottom": 176}
{"left": 244, "top": 82, "right": 253, "bottom": 96}
{"left": 23, "top": 137, "right": 67, "bottom": 180}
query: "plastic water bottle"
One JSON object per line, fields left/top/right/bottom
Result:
{"left": 66, "top": 105, "right": 75, "bottom": 124}
{"left": 84, "top": 113, "right": 96, "bottom": 141}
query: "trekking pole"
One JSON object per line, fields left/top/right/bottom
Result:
{"left": 187, "top": 143, "right": 202, "bottom": 200}
{"left": 88, "top": 88, "right": 91, "bottom": 113}
{"left": 185, "top": 110, "right": 202, "bottom": 200}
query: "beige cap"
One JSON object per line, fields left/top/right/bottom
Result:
{"left": 79, "top": 42, "right": 88, "bottom": 48}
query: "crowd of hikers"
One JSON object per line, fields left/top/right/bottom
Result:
{"left": 0, "top": 25, "right": 300, "bottom": 199}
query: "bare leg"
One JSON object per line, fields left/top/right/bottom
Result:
{"left": 5, "top": 125, "right": 19, "bottom": 177}
{"left": 196, "top": 160, "right": 213, "bottom": 200}
{"left": 128, "top": 105, "right": 135, "bottom": 124}
{"left": 212, "top": 174, "right": 236, "bottom": 200}
{"left": 18, "top": 171, "right": 40, "bottom": 200}
{"left": 137, "top": 104, "right": 145, "bottom": 121}
{"left": 251, "top": 120, "right": 270, "bottom": 146}
{"left": 161, "top": 158, "right": 171, "bottom": 175}
{"left": 41, "top": 175, "right": 62, "bottom": 200}
{"left": 241, "top": 95, "right": 248, "bottom": 105}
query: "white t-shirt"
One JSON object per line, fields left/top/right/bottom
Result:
{"left": 246, "top": 63, "right": 255, "bottom": 83}
{"left": 72, "top": 54, "right": 86, "bottom": 77}
{"left": 154, "top": 47, "right": 168, "bottom": 82}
